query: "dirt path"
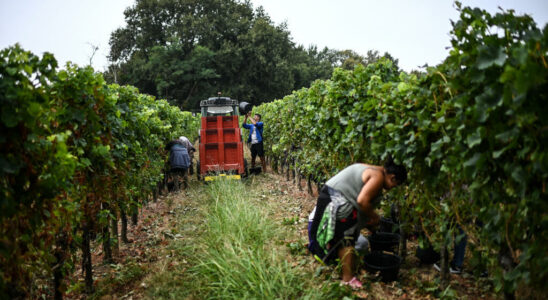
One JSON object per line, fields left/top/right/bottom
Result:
{"left": 65, "top": 189, "right": 188, "bottom": 299}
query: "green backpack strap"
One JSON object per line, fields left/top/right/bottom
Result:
{"left": 316, "top": 202, "right": 335, "bottom": 250}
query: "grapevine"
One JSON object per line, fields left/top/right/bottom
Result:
{"left": 255, "top": 4, "right": 548, "bottom": 296}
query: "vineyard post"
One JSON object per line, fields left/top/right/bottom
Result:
{"left": 285, "top": 160, "right": 290, "bottom": 181}
{"left": 102, "top": 202, "right": 113, "bottom": 263}
{"left": 291, "top": 160, "right": 296, "bottom": 183}
{"left": 153, "top": 183, "right": 159, "bottom": 202}
{"left": 131, "top": 204, "right": 138, "bottom": 226}
{"left": 82, "top": 220, "right": 94, "bottom": 293}
{"left": 53, "top": 232, "right": 69, "bottom": 300}
{"left": 295, "top": 160, "right": 302, "bottom": 191}
{"left": 398, "top": 224, "right": 407, "bottom": 258}
{"left": 119, "top": 201, "right": 130, "bottom": 243}
{"left": 111, "top": 209, "right": 119, "bottom": 257}
{"left": 307, "top": 175, "right": 313, "bottom": 196}
{"left": 439, "top": 223, "right": 450, "bottom": 290}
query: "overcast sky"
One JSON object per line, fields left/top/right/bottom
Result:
{"left": 1, "top": 0, "right": 547, "bottom": 72}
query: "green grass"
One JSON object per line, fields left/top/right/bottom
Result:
{"left": 145, "top": 178, "right": 351, "bottom": 299}
{"left": 190, "top": 179, "right": 309, "bottom": 299}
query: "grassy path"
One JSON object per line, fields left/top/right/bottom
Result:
{"left": 138, "top": 175, "right": 346, "bottom": 299}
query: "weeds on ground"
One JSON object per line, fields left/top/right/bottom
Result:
{"left": 282, "top": 215, "right": 300, "bottom": 225}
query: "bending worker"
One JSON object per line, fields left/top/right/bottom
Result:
{"left": 165, "top": 138, "right": 191, "bottom": 190}
{"left": 308, "top": 157, "right": 407, "bottom": 289}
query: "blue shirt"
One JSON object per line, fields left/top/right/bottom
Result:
{"left": 169, "top": 144, "right": 191, "bottom": 169}
{"left": 242, "top": 122, "right": 263, "bottom": 143}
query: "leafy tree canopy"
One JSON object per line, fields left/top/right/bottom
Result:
{"left": 106, "top": 0, "right": 395, "bottom": 108}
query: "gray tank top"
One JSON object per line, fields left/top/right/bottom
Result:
{"left": 325, "top": 163, "right": 382, "bottom": 208}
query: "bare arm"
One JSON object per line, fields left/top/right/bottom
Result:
{"left": 249, "top": 114, "right": 257, "bottom": 125}
{"left": 356, "top": 172, "right": 383, "bottom": 226}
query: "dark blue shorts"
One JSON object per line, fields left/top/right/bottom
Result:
{"left": 251, "top": 142, "right": 264, "bottom": 158}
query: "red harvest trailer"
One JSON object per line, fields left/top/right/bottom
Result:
{"left": 197, "top": 97, "right": 247, "bottom": 181}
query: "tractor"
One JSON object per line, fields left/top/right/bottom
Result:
{"left": 196, "top": 96, "right": 252, "bottom": 181}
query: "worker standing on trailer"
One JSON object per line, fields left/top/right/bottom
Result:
{"left": 243, "top": 111, "right": 266, "bottom": 172}
{"left": 308, "top": 157, "right": 407, "bottom": 289}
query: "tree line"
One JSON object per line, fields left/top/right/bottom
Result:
{"left": 105, "top": 0, "right": 397, "bottom": 110}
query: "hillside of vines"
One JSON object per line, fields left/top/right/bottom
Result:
{"left": 255, "top": 4, "right": 547, "bottom": 298}
{"left": 0, "top": 45, "right": 200, "bottom": 298}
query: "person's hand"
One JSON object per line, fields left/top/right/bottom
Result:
{"left": 370, "top": 213, "right": 380, "bottom": 226}
{"left": 365, "top": 213, "right": 380, "bottom": 232}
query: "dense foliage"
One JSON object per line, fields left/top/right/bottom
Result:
{"left": 0, "top": 45, "right": 199, "bottom": 298}
{"left": 106, "top": 0, "right": 394, "bottom": 110}
{"left": 256, "top": 4, "right": 547, "bottom": 297}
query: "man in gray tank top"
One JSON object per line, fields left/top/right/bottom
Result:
{"left": 308, "top": 159, "right": 407, "bottom": 289}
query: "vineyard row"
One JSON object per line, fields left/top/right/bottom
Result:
{"left": 1, "top": 45, "right": 200, "bottom": 298}
{"left": 255, "top": 5, "right": 548, "bottom": 297}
